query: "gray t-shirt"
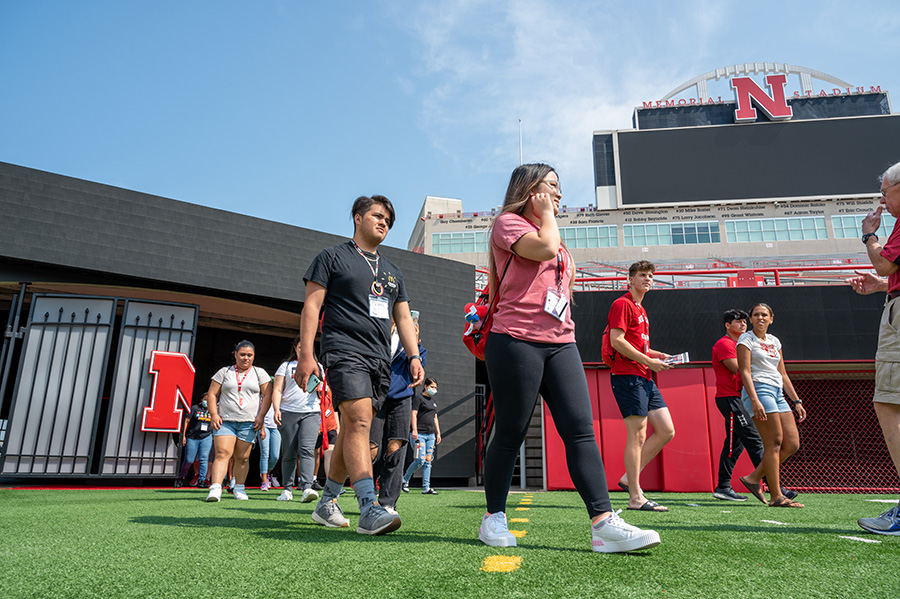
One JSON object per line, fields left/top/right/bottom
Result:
{"left": 737, "top": 332, "right": 783, "bottom": 389}
{"left": 212, "top": 365, "right": 271, "bottom": 422}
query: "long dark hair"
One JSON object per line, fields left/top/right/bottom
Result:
{"left": 488, "top": 163, "right": 573, "bottom": 299}
{"left": 283, "top": 334, "right": 302, "bottom": 363}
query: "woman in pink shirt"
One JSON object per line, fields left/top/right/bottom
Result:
{"left": 477, "top": 163, "right": 660, "bottom": 554}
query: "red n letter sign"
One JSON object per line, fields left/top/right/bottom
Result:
{"left": 731, "top": 74, "right": 793, "bottom": 123}
{"left": 141, "top": 351, "right": 195, "bottom": 433}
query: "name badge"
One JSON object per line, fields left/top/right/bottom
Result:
{"left": 544, "top": 288, "right": 568, "bottom": 322}
{"left": 200, "top": 423, "right": 209, "bottom": 432}
{"left": 369, "top": 295, "right": 390, "bottom": 319}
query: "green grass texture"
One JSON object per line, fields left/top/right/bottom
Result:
{"left": 0, "top": 487, "right": 896, "bottom": 598}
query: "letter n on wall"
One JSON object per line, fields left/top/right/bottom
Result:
{"left": 141, "top": 351, "right": 195, "bottom": 433}
{"left": 731, "top": 74, "right": 793, "bottom": 123}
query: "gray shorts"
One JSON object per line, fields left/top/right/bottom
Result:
{"left": 875, "top": 296, "right": 900, "bottom": 405}
{"left": 323, "top": 350, "right": 390, "bottom": 413}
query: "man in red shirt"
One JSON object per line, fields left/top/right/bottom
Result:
{"left": 711, "top": 309, "right": 761, "bottom": 501}
{"left": 608, "top": 261, "right": 675, "bottom": 512}
{"left": 846, "top": 159, "right": 900, "bottom": 536}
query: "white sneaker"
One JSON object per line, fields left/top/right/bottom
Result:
{"left": 228, "top": 477, "right": 236, "bottom": 490}
{"left": 269, "top": 475, "right": 280, "bottom": 488}
{"left": 276, "top": 489, "right": 293, "bottom": 501}
{"left": 206, "top": 483, "right": 222, "bottom": 502}
{"left": 591, "top": 510, "right": 661, "bottom": 553}
{"left": 479, "top": 512, "right": 517, "bottom": 547}
{"left": 384, "top": 506, "right": 399, "bottom": 515}
{"left": 300, "top": 488, "right": 319, "bottom": 503}
{"left": 233, "top": 485, "right": 249, "bottom": 500}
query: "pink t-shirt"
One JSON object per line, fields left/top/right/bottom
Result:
{"left": 490, "top": 212, "right": 575, "bottom": 344}
{"left": 880, "top": 218, "right": 900, "bottom": 294}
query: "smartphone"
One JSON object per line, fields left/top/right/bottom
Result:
{"left": 306, "top": 373, "right": 321, "bottom": 394}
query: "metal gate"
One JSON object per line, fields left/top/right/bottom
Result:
{"left": 0, "top": 294, "right": 197, "bottom": 477}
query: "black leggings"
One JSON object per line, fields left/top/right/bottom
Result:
{"left": 483, "top": 333, "right": 612, "bottom": 518}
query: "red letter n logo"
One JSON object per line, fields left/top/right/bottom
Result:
{"left": 731, "top": 74, "right": 793, "bottom": 123}
{"left": 141, "top": 351, "right": 196, "bottom": 433}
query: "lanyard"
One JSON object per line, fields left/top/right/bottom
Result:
{"left": 555, "top": 251, "right": 565, "bottom": 291}
{"left": 352, "top": 241, "right": 384, "bottom": 296}
{"left": 235, "top": 367, "right": 249, "bottom": 407}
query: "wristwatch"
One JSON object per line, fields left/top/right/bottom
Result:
{"left": 862, "top": 232, "right": 879, "bottom": 244}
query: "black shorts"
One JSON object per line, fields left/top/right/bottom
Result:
{"left": 323, "top": 350, "right": 390, "bottom": 412}
{"left": 315, "top": 429, "right": 337, "bottom": 449}
{"left": 610, "top": 374, "right": 667, "bottom": 418}
{"left": 369, "top": 395, "right": 413, "bottom": 447}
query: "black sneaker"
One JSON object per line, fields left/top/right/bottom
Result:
{"left": 713, "top": 487, "right": 747, "bottom": 501}
{"left": 782, "top": 487, "right": 798, "bottom": 500}
{"left": 422, "top": 488, "right": 438, "bottom": 495}
{"left": 173, "top": 478, "right": 184, "bottom": 489}
{"left": 311, "top": 480, "right": 323, "bottom": 491}
{"left": 198, "top": 479, "right": 209, "bottom": 489}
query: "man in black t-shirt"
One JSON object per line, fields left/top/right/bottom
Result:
{"left": 297, "top": 195, "right": 424, "bottom": 536}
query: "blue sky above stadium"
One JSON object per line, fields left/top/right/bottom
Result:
{"left": 1, "top": 1, "right": 897, "bottom": 249}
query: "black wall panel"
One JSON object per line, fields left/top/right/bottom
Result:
{"left": 572, "top": 286, "right": 884, "bottom": 364}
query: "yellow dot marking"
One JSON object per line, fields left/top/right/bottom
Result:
{"left": 514, "top": 507, "right": 530, "bottom": 511}
{"left": 509, "top": 518, "right": 529, "bottom": 522}
{"left": 481, "top": 555, "right": 523, "bottom": 573}
{"left": 510, "top": 529, "right": 527, "bottom": 538}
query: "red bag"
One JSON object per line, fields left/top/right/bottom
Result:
{"left": 463, "top": 292, "right": 493, "bottom": 360}
{"left": 601, "top": 325, "right": 616, "bottom": 368}
{"left": 463, "top": 258, "right": 511, "bottom": 361}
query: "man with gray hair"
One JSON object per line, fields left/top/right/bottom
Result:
{"left": 845, "top": 159, "right": 900, "bottom": 536}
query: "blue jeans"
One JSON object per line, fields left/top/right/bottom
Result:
{"left": 258, "top": 427, "right": 281, "bottom": 474}
{"left": 403, "top": 433, "right": 436, "bottom": 491}
{"left": 181, "top": 436, "right": 213, "bottom": 481}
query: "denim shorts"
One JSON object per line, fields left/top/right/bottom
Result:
{"left": 214, "top": 420, "right": 257, "bottom": 443}
{"left": 742, "top": 382, "right": 791, "bottom": 414}
{"left": 610, "top": 374, "right": 667, "bottom": 418}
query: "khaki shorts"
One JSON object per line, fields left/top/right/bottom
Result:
{"left": 875, "top": 296, "right": 900, "bottom": 405}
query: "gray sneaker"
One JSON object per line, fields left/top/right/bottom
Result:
{"left": 357, "top": 504, "right": 402, "bottom": 535}
{"left": 311, "top": 498, "right": 350, "bottom": 528}
{"left": 858, "top": 505, "right": 900, "bottom": 536}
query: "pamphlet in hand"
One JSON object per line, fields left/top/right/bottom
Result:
{"left": 663, "top": 352, "right": 689, "bottom": 365}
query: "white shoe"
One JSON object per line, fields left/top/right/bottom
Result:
{"left": 228, "top": 477, "right": 236, "bottom": 490}
{"left": 300, "top": 488, "right": 319, "bottom": 503}
{"left": 269, "top": 475, "right": 280, "bottom": 488}
{"left": 591, "top": 510, "right": 661, "bottom": 553}
{"left": 233, "top": 485, "right": 249, "bottom": 500}
{"left": 276, "top": 489, "right": 293, "bottom": 501}
{"left": 206, "top": 483, "right": 222, "bottom": 502}
{"left": 479, "top": 512, "right": 517, "bottom": 547}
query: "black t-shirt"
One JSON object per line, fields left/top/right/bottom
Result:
{"left": 185, "top": 405, "right": 213, "bottom": 440}
{"left": 412, "top": 394, "right": 438, "bottom": 435}
{"left": 304, "top": 241, "right": 408, "bottom": 362}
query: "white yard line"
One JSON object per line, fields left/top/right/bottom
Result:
{"left": 760, "top": 519, "right": 788, "bottom": 525}
{"left": 839, "top": 536, "right": 882, "bottom": 544}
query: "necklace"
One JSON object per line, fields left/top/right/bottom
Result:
{"left": 352, "top": 241, "right": 384, "bottom": 296}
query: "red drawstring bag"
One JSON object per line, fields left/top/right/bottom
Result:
{"left": 463, "top": 258, "right": 511, "bottom": 361}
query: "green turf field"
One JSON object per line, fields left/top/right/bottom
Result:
{"left": 0, "top": 487, "right": 895, "bottom": 598}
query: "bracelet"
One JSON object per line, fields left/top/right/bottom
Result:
{"left": 409, "top": 355, "right": 422, "bottom": 362}
{"left": 792, "top": 400, "right": 803, "bottom": 405}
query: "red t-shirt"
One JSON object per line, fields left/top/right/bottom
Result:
{"left": 608, "top": 292, "right": 650, "bottom": 380}
{"left": 712, "top": 335, "right": 742, "bottom": 397}
{"left": 880, "top": 218, "right": 900, "bottom": 294}
{"left": 490, "top": 212, "right": 576, "bottom": 344}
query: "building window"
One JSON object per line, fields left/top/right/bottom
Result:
{"left": 431, "top": 230, "right": 489, "bottom": 254}
{"left": 559, "top": 225, "right": 618, "bottom": 248}
{"left": 831, "top": 213, "right": 898, "bottom": 239}
{"left": 624, "top": 221, "right": 720, "bottom": 247}
{"left": 725, "top": 217, "right": 827, "bottom": 243}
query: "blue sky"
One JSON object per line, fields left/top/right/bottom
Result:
{"left": 2, "top": 1, "right": 898, "bottom": 250}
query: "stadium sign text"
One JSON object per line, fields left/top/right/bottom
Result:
{"left": 642, "top": 78, "right": 883, "bottom": 118}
